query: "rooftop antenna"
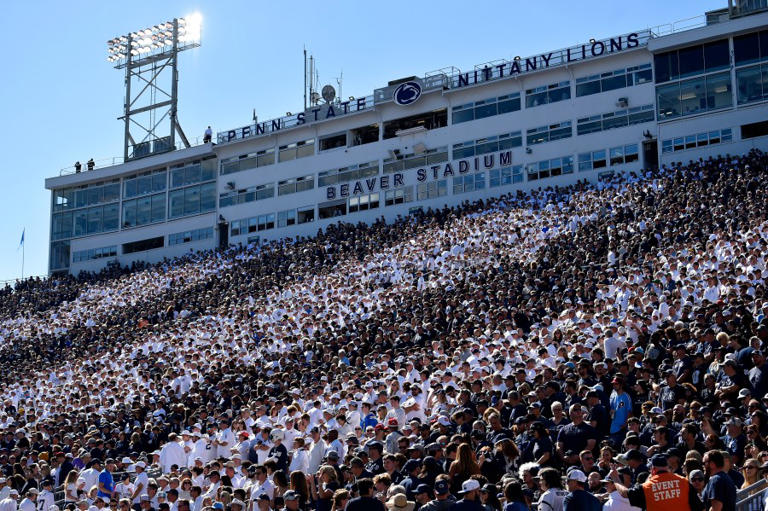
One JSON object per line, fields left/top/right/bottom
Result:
{"left": 303, "top": 47, "right": 307, "bottom": 111}
{"left": 336, "top": 70, "right": 343, "bottom": 105}
{"left": 106, "top": 13, "right": 202, "bottom": 160}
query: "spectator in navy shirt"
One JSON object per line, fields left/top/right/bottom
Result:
{"left": 702, "top": 450, "right": 736, "bottom": 511}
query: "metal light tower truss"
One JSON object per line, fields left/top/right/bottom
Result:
{"left": 106, "top": 13, "right": 202, "bottom": 160}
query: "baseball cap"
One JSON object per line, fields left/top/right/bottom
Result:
{"left": 283, "top": 491, "right": 298, "bottom": 502}
{"left": 651, "top": 454, "right": 669, "bottom": 467}
{"left": 415, "top": 484, "right": 431, "bottom": 495}
{"left": 458, "top": 479, "right": 481, "bottom": 494}
{"left": 567, "top": 469, "right": 587, "bottom": 483}
{"left": 434, "top": 480, "right": 450, "bottom": 495}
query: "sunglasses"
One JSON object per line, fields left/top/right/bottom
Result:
{"left": 691, "top": 477, "right": 704, "bottom": 482}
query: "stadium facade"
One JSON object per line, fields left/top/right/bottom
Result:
{"left": 46, "top": 4, "right": 768, "bottom": 275}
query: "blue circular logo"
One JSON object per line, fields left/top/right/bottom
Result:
{"left": 393, "top": 81, "right": 422, "bottom": 106}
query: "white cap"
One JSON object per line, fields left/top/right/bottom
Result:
{"left": 567, "top": 469, "right": 587, "bottom": 483}
{"left": 459, "top": 480, "right": 481, "bottom": 494}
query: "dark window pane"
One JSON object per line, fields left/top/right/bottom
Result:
{"left": 704, "top": 40, "right": 730, "bottom": 71}
{"left": 474, "top": 103, "right": 497, "bottom": 119}
{"left": 576, "top": 80, "right": 601, "bottom": 97}
{"left": 735, "top": 33, "right": 761, "bottom": 65}
{"left": 761, "top": 31, "right": 768, "bottom": 61}
{"left": 498, "top": 97, "right": 520, "bottom": 114}
{"left": 678, "top": 45, "right": 705, "bottom": 78}
{"left": 452, "top": 109, "right": 474, "bottom": 124}
{"left": 654, "top": 52, "right": 678, "bottom": 83}
{"left": 601, "top": 74, "right": 627, "bottom": 92}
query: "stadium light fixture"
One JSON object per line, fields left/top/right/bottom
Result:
{"left": 105, "top": 13, "right": 201, "bottom": 160}
{"left": 106, "top": 13, "right": 201, "bottom": 67}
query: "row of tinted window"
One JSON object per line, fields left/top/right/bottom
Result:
{"left": 661, "top": 129, "right": 733, "bottom": 154}
{"left": 489, "top": 166, "right": 523, "bottom": 187}
{"left": 122, "top": 193, "right": 166, "bottom": 228}
{"left": 123, "top": 170, "right": 166, "bottom": 199}
{"left": 168, "top": 227, "right": 214, "bottom": 246}
{"left": 277, "top": 175, "right": 314, "bottom": 196}
{"left": 526, "top": 156, "right": 574, "bottom": 181}
{"left": 383, "top": 148, "right": 448, "bottom": 174}
{"left": 654, "top": 40, "right": 729, "bottom": 83}
{"left": 575, "top": 64, "right": 652, "bottom": 97}
{"left": 452, "top": 93, "right": 521, "bottom": 124}
{"left": 525, "top": 81, "right": 571, "bottom": 108}
{"left": 576, "top": 105, "right": 655, "bottom": 135}
{"left": 219, "top": 184, "right": 274, "bottom": 208}
{"left": 53, "top": 182, "right": 120, "bottom": 212}
{"left": 657, "top": 71, "right": 732, "bottom": 120}
{"left": 169, "top": 182, "right": 217, "bottom": 218}
{"left": 51, "top": 204, "right": 120, "bottom": 240}
{"left": 72, "top": 245, "right": 117, "bottom": 263}
{"left": 220, "top": 149, "right": 275, "bottom": 175}
{"left": 734, "top": 30, "right": 768, "bottom": 67}
{"left": 526, "top": 122, "right": 572, "bottom": 146}
{"left": 736, "top": 63, "right": 768, "bottom": 105}
{"left": 452, "top": 132, "right": 522, "bottom": 159}
{"left": 170, "top": 161, "right": 216, "bottom": 189}
{"left": 320, "top": 162, "right": 379, "bottom": 186}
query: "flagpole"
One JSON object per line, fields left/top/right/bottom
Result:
{"left": 21, "top": 239, "right": 24, "bottom": 281}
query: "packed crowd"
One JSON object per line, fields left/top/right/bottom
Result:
{"left": 0, "top": 150, "right": 767, "bottom": 511}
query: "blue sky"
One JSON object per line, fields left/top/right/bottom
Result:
{"left": 0, "top": 0, "right": 724, "bottom": 282}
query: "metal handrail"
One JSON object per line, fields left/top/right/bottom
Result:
{"left": 736, "top": 479, "right": 768, "bottom": 511}
{"left": 58, "top": 136, "right": 208, "bottom": 176}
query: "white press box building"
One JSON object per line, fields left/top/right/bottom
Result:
{"left": 46, "top": 2, "right": 768, "bottom": 275}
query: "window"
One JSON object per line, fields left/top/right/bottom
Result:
{"left": 452, "top": 173, "right": 486, "bottom": 194}
{"left": 50, "top": 240, "right": 70, "bottom": 270}
{"left": 661, "top": 128, "right": 733, "bottom": 153}
{"left": 167, "top": 182, "right": 216, "bottom": 218}
{"left": 655, "top": 40, "right": 730, "bottom": 83}
{"left": 452, "top": 132, "right": 522, "bottom": 159}
{"left": 230, "top": 214, "right": 276, "bottom": 236}
{"left": 525, "top": 81, "right": 570, "bottom": 108}
{"left": 349, "top": 124, "right": 379, "bottom": 146}
{"left": 122, "top": 236, "right": 164, "bottom": 255}
{"left": 277, "top": 208, "right": 297, "bottom": 227}
{"left": 577, "top": 105, "right": 654, "bottom": 135}
{"left": 319, "top": 133, "right": 347, "bottom": 151}
{"left": 123, "top": 169, "right": 166, "bottom": 198}
{"left": 278, "top": 139, "right": 314, "bottom": 162}
{"left": 278, "top": 175, "right": 314, "bottom": 196}
{"left": 170, "top": 159, "right": 216, "bottom": 189}
{"left": 489, "top": 166, "right": 523, "bottom": 187}
{"left": 318, "top": 199, "right": 347, "bottom": 219}
{"left": 577, "top": 150, "right": 607, "bottom": 171}
{"left": 72, "top": 245, "right": 118, "bottom": 263}
{"left": 384, "top": 186, "right": 415, "bottom": 206}
{"left": 319, "top": 161, "right": 379, "bottom": 186}
{"left": 526, "top": 156, "right": 573, "bottom": 181}
{"left": 297, "top": 206, "right": 315, "bottom": 224}
{"left": 742, "top": 120, "right": 768, "bottom": 140}
{"left": 383, "top": 109, "right": 448, "bottom": 139}
{"left": 168, "top": 227, "right": 213, "bottom": 246}
{"left": 122, "top": 192, "right": 166, "bottom": 228}
{"left": 416, "top": 180, "right": 448, "bottom": 200}
{"left": 53, "top": 181, "right": 120, "bottom": 214}
{"left": 737, "top": 64, "right": 768, "bottom": 104}
{"left": 734, "top": 32, "right": 763, "bottom": 66}
{"left": 348, "top": 193, "right": 380, "bottom": 213}
{"left": 452, "top": 93, "right": 521, "bottom": 124}
{"left": 657, "top": 71, "right": 731, "bottom": 120}
{"left": 220, "top": 148, "right": 275, "bottom": 175}
{"left": 219, "top": 183, "right": 274, "bottom": 208}
{"left": 575, "top": 64, "right": 652, "bottom": 97}
{"left": 383, "top": 147, "right": 448, "bottom": 174}
{"left": 526, "top": 121, "right": 571, "bottom": 146}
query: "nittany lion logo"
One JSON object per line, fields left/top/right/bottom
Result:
{"left": 393, "top": 81, "right": 422, "bottom": 106}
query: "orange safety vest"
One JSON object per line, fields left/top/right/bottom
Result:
{"left": 641, "top": 472, "right": 691, "bottom": 511}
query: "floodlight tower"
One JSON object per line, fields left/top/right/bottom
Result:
{"left": 106, "top": 13, "right": 202, "bottom": 160}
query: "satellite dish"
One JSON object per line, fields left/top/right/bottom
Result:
{"left": 321, "top": 84, "right": 336, "bottom": 103}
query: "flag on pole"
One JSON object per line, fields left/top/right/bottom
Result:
{"left": 18, "top": 229, "right": 24, "bottom": 250}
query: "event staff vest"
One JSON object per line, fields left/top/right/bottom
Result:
{"left": 641, "top": 472, "right": 691, "bottom": 511}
